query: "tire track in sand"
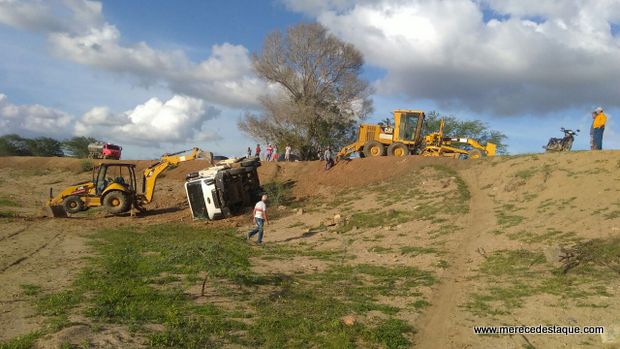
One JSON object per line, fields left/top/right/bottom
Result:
{"left": 414, "top": 168, "right": 497, "bottom": 348}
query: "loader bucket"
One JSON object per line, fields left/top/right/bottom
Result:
{"left": 46, "top": 188, "right": 68, "bottom": 218}
{"left": 46, "top": 204, "right": 68, "bottom": 218}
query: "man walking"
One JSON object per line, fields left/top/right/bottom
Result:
{"left": 592, "top": 107, "right": 607, "bottom": 150}
{"left": 255, "top": 144, "right": 261, "bottom": 158}
{"left": 246, "top": 195, "right": 269, "bottom": 244}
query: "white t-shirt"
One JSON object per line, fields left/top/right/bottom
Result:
{"left": 285, "top": 146, "right": 291, "bottom": 155}
{"left": 254, "top": 201, "right": 267, "bottom": 219}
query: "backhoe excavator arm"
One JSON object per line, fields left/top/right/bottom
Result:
{"left": 140, "top": 148, "right": 212, "bottom": 204}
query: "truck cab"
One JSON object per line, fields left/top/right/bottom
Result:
{"left": 185, "top": 158, "right": 261, "bottom": 220}
{"left": 102, "top": 143, "right": 122, "bottom": 160}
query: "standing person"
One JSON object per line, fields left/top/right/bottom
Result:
{"left": 324, "top": 146, "right": 334, "bottom": 170}
{"left": 255, "top": 144, "right": 261, "bottom": 158}
{"left": 590, "top": 112, "right": 596, "bottom": 150}
{"left": 285, "top": 145, "right": 292, "bottom": 161}
{"left": 246, "top": 147, "right": 252, "bottom": 158}
{"left": 592, "top": 107, "right": 607, "bottom": 150}
{"left": 271, "top": 145, "right": 278, "bottom": 161}
{"left": 266, "top": 144, "right": 273, "bottom": 161}
{"left": 246, "top": 195, "right": 269, "bottom": 244}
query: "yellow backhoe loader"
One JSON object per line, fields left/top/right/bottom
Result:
{"left": 47, "top": 148, "right": 212, "bottom": 217}
{"left": 336, "top": 109, "right": 496, "bottom": 159}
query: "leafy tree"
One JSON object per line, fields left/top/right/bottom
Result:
{"left": 0, "top": 134, "right": 32, "bottom": 156}
{"left": 423, "top": 111, "right": 508, "bottom": 154}
{"left": 239, "top": 23, "right": 373, "bottom": 159}
{"left": 63, "top": 136, "right": 98, "bottom": 158}
{"left": 26, "top": 137, "right": 64, "bottom": 157}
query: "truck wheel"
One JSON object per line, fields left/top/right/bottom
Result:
{"left": 363, "top": 141, "right": 385, "bottom": 157}
{"left": 63, "top": 196, "right": 84, "bottom": 214}
{"left": 103, "top": 191, "right": 130, "bottom": 214}
{"left": 468, "top": 149, "right": 483, "bottom": 159}
{"left": 387, "top": 142, "right": 408, "bottom": 157}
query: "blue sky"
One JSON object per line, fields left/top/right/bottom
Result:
{"left": 0, "top": 0, "right": 618, "bottom": 159}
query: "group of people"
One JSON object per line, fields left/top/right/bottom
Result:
{"left": 248, "top": 144, "right": 292, "bottom": 161}
{"left": 590, "top": 107, "right": 607, "bottom": 150}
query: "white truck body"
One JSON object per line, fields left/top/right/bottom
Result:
{"left": 184, "top": 158, "right": 261, "bottom": 220}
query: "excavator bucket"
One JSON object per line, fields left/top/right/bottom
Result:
{"left": 47, "top": 204, "right": 68, "bottom": 218}
{"left": 46, "top": 188, "right": 67, "bottom": 218}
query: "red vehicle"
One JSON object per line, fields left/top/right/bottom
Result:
{"left": 88, "top": 142, "right": 122, "bottom": 160}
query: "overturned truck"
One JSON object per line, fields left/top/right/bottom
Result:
{"left": 184, "top": 157, "right": 262, "bottom": 220}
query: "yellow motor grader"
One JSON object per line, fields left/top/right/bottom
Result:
{"left": 336, "top": 109, "right": 496, "bottom": 159}
{"left": 47, "top": 148, "right": 211, "bottom": 217}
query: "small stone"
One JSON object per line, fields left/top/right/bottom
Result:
{"left": 333, "top": 214, "right": 342, "bottom": 223}
{"left": 278, "top": 205, "right": 286, "bottom": 210}
{"left": 297, "top": 208, "right": 304, "bottom": 215}
{"left": 342, "top": 315, "right": 356, "bottom": 326}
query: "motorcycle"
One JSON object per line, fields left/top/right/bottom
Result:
{"left": 544, "top": 128, "right": 579, "bottom": 152}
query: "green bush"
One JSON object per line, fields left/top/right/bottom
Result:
{"left": 79, "top": 160, "right": 94, "bottom": 172}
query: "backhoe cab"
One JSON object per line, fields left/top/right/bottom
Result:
{"left": 337, "top": 109, "right": 496, "bottom": 160}
{"left": 47, "top": 148, "right": 209, "bottom": 217}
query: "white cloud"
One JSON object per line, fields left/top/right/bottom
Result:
{"left": 75, "top": 95, "right": 222, "bottom": 146}
{"left": 0, "top": 0, "right": 263, "bottom": 109}
{"left": 285, "top": 0, "right": 620, "bottom": 115}
{"left": 0, "top": 93, "right": 73, "bottom": 137}
{"left": 0, "top": 0, "right": 102, "bottom": 34}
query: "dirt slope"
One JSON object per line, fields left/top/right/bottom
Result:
{"left": 1, "top": 151, "right": 620, "bottom": 348}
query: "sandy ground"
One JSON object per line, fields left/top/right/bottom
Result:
{"left": 1, "top": 152, "right": 620, "bottom": 348}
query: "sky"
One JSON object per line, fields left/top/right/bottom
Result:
{"left": 0, "top": 0, "right": 619, "bottom": 159}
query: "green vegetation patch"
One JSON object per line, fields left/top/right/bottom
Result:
{"left": 464, "top": 246, "right": 616, "bottom": 316}
{"left": 0, "top": 196, "right": 19, "bottom": 207}
{"left": 24, "top": 223, "right": 431, "bottom": 349}
{"left": 513, "top": 168, "right": 538, "bottom": 180}
{"left": 338, "top": 209, "right": 414, "bottom": 233}
{"left": 506, "top": 229, "right": 579, "bottom": 244}
{"left": 0, "top": 210, "right": 19, "bottom": 218}
{"left": 495, "top": 211, "right": 525, "bottom": 228}
{"left": 0, "top": 331, "right": 42, "bottom": 349}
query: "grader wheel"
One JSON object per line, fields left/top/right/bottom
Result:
{"left": 363, "top": 141, "right": 385, "bottom": 157}
{"left": 387, "top": 142, "right": 408, "bottom": 157}
{"left": 468, "top": 149, "right": 483, "bottom": 159}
